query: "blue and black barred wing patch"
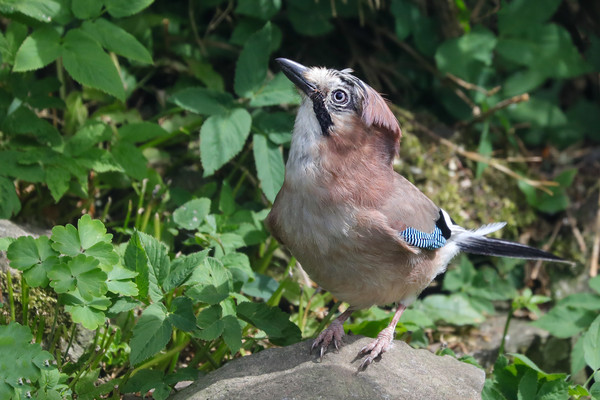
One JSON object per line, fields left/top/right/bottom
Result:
{"left": 400, "top": 226, "right": 447, "bottom": 250}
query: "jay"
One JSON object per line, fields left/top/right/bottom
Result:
{"left": 266, "top": 58, "right": 571, "bottom": 370}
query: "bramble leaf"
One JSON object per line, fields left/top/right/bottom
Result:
{"left": 173, "top": 198, "right": 211, "bottom": 230}
{"left": 253, "top": 134, "right": 284, "bottom": 203}
{"left": 13, "top": 26, "right": 61, "bottom": 72}
{"left": 129, "top": 303, "right": 173, "bottom": 366}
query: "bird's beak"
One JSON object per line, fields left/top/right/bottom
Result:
{"left": 276, "top": 58, "right": 315, "bottom": 96}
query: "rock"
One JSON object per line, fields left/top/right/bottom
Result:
{"left": 171, "top": 336, "right": 485, "bottom": 400}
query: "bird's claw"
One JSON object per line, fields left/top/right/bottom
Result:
{"left": 311, "top": 319, "right": 345, "bottom": 360}
{"left": 357, "top": 327, "right": 394, "bottom": 371}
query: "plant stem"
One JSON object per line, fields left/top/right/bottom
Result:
{"left": 256, "top": 239, "right": 279, "bottom": 275}
{"left": 6, "top": 269, "right": 15, "bottom": 322}
{"left": 498, "top": 305, "right": 515, "bottom": 357}
{"left": 49, "top": 301, "right": 60, "bottom": 353}
{"left": 21, "top": 279, "right": 29, "bottom": 326}
{"left": 130, "top": 338, "right": 190, "bottom": 376}
{"left": 64, "top": 323, "right": 78, "bottom": 362}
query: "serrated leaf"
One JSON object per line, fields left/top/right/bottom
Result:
{"left": 571, "top": 335, "right": 586, "bottom": 376}
{"left": 168, "top": 297, "right": 196, "bottom": 331}
{"left": 62, "top": 29, "right": 125, "bottom": 101}
{"left": 236, "top": 301, "right": 301, "bottom": 342}
{"left": 124, "top": 231, "right": 150, "bottom": 300}
{"left": 222, "top": 315, "right": 242, "bottom": 355}
{"left": 121, "top": 369, "right": 163, "bottom": 394}
{"left": 252, "top": 134, "right": 284, "bottom": 203}
{"left": 105, "top": 0, "right": 154, "bottom": 18}
{"left": 118, "top": 122, "right": 168, "bottom": 143}
{"left": 0, "top": 0, "right": 64, "bottom": 22}
{"left": 72, "top": 0, "right": 102, "bottom": 19}
{"left": 45, "top": 164, "right": 71, "bottom": 202}
{"left": 234, "top": 22, "right": 272, "bottom": 98}
{"left": 13, "top": 26, "right": 61, "bottom": 72}
{"left": 107, "top": 297, "right": 142, "bottom": 315}
{"left": 163, "top": 250, "right": 209, "bottom": 292}
{"left": 584, "top": 315, "right": 600, "bottom": 370}
{"left": 81, "top": 19, "right": 152, "bottom": 64}
{"left": 65, "top": 123, "right": 111, "bottom": 157}
{"left": 173, "top": 198, "right": 211, "bottom": 230}
{"left": 195, "top": 305, "right": 224, "bottom": 340}
{"left": 129, "top": 303, "right": 173, "bottom": 365}
{"left": 186, "top": 258, "right": 232, "bottom": 305}
{"left": 136, "top": 232, "right": 169, "bottom": 302}
{"left": 249, "top": 72, "right": 300, "bottom": 107}
{"left": 517, "top": 369, "right": 537, "bottom": 400}
{"left": 200, "top": 108, "right": 252, "bottom": 176}
{"left": 0, "top": 176, "right": 21, "bottom": 218}
{"left": 111, "top": 141, "right": 148, "bottom": 180}
{"left": 170, "top": 88, "right": 234, "bottom": 116}
{"left": 531, "top": 305, "right": 597, "bottom": 338}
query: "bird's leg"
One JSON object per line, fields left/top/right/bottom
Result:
{"left": 358, "top": 303, "right": 406, "bottom": 370}
{"left": 311, "top": 308, "right": 354, "bottom": 360}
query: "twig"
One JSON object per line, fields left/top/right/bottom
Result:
{"left": 590, "top": 189, "right": 600, "bottom": 277}
{"left": 566, "top": 210, "right": 587, "bottom": 254}
{"left": 459, "top": 93, "right": 530, "bottom": 128}
{"left": 393, "top": 106, "right": 559, "bottom": 195}
{"left": 531, "top": 220, "right": 562, "bottom": 280}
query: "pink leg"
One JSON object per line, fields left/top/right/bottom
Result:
{"left": 358, "top": 304, "right": 406, "bottom": 370}
{"left": 311, "top": 308, "right": 354, "bottom": 360}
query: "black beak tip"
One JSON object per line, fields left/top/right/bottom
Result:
{"left": 275, "top": 58, "right": 313, "bottom": 95}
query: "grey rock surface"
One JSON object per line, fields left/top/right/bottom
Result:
{"left": 171, "top": 335, "right": 485, "bottom": 400}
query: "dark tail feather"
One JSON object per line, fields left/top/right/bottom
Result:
{"left": 457, "top": 236, "right": 574, "bottom": 265}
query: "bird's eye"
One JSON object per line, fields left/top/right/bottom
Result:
{"left": 331, "top": 89, "right": 349, "bottom": 105}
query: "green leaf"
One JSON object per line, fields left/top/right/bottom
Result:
{"left": 200, "top": 108, "right": 252, "bottom": 176}
{"left": 62, "top": 29, "right": 125, "bottom": 101}
{"left": 497, "top": 0, "right": 561, "bottom": 36}
{"left": 168, "top": 297, "right": 196, "bottom": 332}
{"left": 517, "top": 369, "right": 537, "bottom": 400}
{"left": 7, "top": 236, "right": 42, "bottom": 271}
{"left": 236, "top": 301, "right": 301, "bottom": 344}
{"left": 589, "top": 275, "right": 600, "bottom": 295}
{"left": 13, "top": 26, "right": 61, "bottom": 72}
{"left": 105, "top": 0, "right": 154, "bottom": 18}
{"left": 0, "top": 176, "right": 22, "bottom": 218}
{"left": 234, "top": 22, "right": 272, "bottom": 98}
{"left": 390, "top": 0, "right": 420, "bottom": 40}
{"left": 583, "top": 315, "right": 600, "bottom": 370}
{"left": 111, "top": 141, "right": 148, "bottom": 180}
{"left": 170, "top": 88, "right": 234, "bottom": 116}
{"left": 108, "top": 297, "right": 142, "bottom": 315}
{"left": 570, "top": 335, "right": 586, "bottom": 376}
{"left": 435, "top": 26, "right": 497, "bottom": 82}
{"left": 0, "top": 0, "right": 65, "bottom": 22}
{"left": 121, "top": 369, "right": 164, "bottom": 394}
{"left": 252, "top": 111, "right": 294, "bottom": 145}
{"left": 51, "top": 215, "right": 115, "bottom": 259}
{"left": 65, "top": 122, "right": 111, "bottom": 157}
{"left": 81, "top": 19, "right": 153, "bottom": 64}
{"left": 106, "top": 265, "right": 138, "bottom": 296}
{"left": 163, "top": 250, "right": 209, "bottom": 292}
{"left": 417, "top": 294, "right": 485, "bottom": 325}
{"left": 235, "top": 0, "right": 280, "bottom": 20}
{"left": 173, "top": 198, "right": 211, "bottom": 230}
{"left": 118, "top": 122, "right": 168, "bottom": 143}
{"left": 71, "top": 0, "right": 102, "bottom": 19}
{"left": 531, "top": 305, "right": 597, "bottom": 338}
{"left": 195, "top": 305, "right": 224, "bottom": 340}
{"left": 129, "top": 303, "right": 173, "bottom": 366}
{"left": 48, "top": 254, "right": 107, "bottom": 300}
{"left": 288, "top": 0, "right": 333, "bottom": 37}
{"left": 253, "top": 134, "right": 284, "bottom": 203}
{"left": 222, "top": 315, "right": 242, "bottom": 354}
{"left": 8, "top": 236, "right": 59, "bottom": 287}
{"left": 249, "top": 72, "right": 300, "bottom": 107}
{"left": 137, "top": 231, "right": 170, "bottom": 293}
{"left": 45, "top": 164, "right": 71, "bottom": 202}
{"left": 124, "top": 231, "right": 150, "bottom": 300}
{"left": 63, "top": 291, "right": 111, "bottom": 329}
{"left": 186, "top": 258, "right": 233, "bottom": 305}
{"left": 242, "top": 272, "right": 278, "bottom": 300}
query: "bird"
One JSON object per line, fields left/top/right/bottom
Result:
{"left": 266, "top": 58, "right": 573, "bottom": 370}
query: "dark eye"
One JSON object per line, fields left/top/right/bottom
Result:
{"left": 331, "top": 89, "right": 349, "bottom": 105}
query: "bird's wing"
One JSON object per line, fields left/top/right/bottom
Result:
{"left": 380, "top": 174, "right": 450, "bottom": 250}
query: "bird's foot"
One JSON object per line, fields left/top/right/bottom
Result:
{"left": 311, "top": 319, "right": 346, "bottom": 360}
{"left": 357, "top": 325, "right": 395, "bottom": 371}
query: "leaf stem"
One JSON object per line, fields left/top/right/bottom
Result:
{"left": 64, "top": 323, "right": 78, "bottom": 362}
{"left": 498, "top": 304, "right": 515, "bottom": 357}
{"left": 21, "top": 279, "right": 29, "bottom": 326}
{"left": 130, "top": 337, "right": 190, "bottom": 376}
{"left": 6, "top": 269, "right": 15, "bottom": 322}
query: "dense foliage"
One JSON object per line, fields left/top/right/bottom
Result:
{"left": 0, "top": 0, "right": 598, "bottom": 399}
